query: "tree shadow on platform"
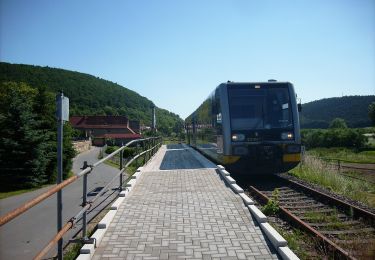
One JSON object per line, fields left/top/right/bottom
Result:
{"left": 159, "top": 149, "right": 204, "bottom": 170}
{"left": 165, "top": 144, "right": 185, "bottom": 150}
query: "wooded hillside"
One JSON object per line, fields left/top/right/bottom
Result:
{"left": 300, "top": 96, "right": 374, "bottom": 128}
{"left": 0, "top": 62, "right": 183, "bottom": 135}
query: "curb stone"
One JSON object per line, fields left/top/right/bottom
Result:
{"left": 217, "top": 164, "right": 300, "bottom": 260}
{"left": 76, "top": 166, "right": 144, "bottom": 259}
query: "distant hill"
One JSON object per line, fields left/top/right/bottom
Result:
{"left": 0, "top": 62, "right": 183, "bottom": 135}
{"left": 300, "top": 96, "right": 375, "bottom": 128}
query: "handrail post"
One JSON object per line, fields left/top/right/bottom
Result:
{"left": 82, "top": 165, "right": 88, "bottom": 239}
{"left": 148, "top": 140, "right": 150, "bottom": 161}
{"left": 119, "top": 149, "right": 123, "bottom": 191}
{"left": 136, "top": 143, "right": 140, "bottom": 167}
{"left": 143, "top": 140, "right": 146, "bottom": 164}
{"left": 147, "top": 139, "right": 150, "bottom": 161}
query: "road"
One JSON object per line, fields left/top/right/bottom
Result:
{"left": 0, "top": 147, "right": 124, "bottom": 260}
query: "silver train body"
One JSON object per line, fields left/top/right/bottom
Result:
{"left": 186, "top": 81, "right": 301, "bottom": 173}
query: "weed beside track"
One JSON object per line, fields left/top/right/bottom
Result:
{"left": 236, "top": 175, "right": 375, "bottom": 259}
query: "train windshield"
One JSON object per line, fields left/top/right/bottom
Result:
{"left": 228, "top": 85, "right": 292, "bottom": 130}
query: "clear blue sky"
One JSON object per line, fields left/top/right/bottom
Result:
{"left": 1, "top": 0, "right": 374, "bottom": 118}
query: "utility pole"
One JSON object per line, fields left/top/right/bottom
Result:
{"left": 56, "top": 92, "right": 69, "bottom": 260}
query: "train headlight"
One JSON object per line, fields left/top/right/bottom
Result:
{"left": 281, "top": 132, "right": 293, "bottom": 140}
{"left": 232, "top": 134, "right": 245, "bottom": 142}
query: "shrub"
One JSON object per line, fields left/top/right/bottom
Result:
{"left": 301, "top": 128, "right": 367, "bottom": 149}
{"left": 123, "top": 147, "right": 137, "bottom": 158}
{"left": 329, "top": 118, "right": 348, "bottom": 129}
{"left": 262, "top": 189, "right": 280, "bottom": 215}
{"left": 105, "top": 146, "right": 119, "bottom": 154}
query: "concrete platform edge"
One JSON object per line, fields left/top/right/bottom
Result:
{"left": 76, "top": 166, "right": 145, "bottom": 260}
{"left": 217, "top": 165, "right": 300, "bottom": 260}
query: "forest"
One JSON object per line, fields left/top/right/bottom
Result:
{"left": 0, "top": 62, "right": 184, "bottom": 136}
{"left": 0, "top": 82, "right": 75, "bottom": 190}
{"left": 300, "top": 95, "right": 374, "bottom": 128}
{"left": 0, "top": 62, "right": 185, "bottom": 190}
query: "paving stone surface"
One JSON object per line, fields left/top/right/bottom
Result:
{"left": 93, "top": 145, "right": 279, "bottom": 259}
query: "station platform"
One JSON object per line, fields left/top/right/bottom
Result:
{"left": 91, "top": 144, "right": 280, "bottom": 259}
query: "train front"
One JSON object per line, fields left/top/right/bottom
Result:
{"left": 226, "top": 82, "right": 301, "bottom": 173}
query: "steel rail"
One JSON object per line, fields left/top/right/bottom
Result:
{"left": 285, "top": 178, "right": 375, "bottom": 226}
{"left": 248, "top": 185, "right": 354, "bottom": 260}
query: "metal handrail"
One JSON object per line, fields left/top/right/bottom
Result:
{"left": 34, "top": 140, "right": 162, "bottom": 259}
{"left": 0, "top": 136, "right": 162, "bottom": 259}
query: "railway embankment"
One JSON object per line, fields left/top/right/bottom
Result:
{"left": 232, "top": 154, "right": 375, "bottom": 259}
{"left": 289, "top": 154, "right": 375, "bottom": 210}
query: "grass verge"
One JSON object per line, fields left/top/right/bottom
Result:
{"left": 63, "top": 207, "right": 110, "bottom": 260}
{"left": 104, "top": 158, "right": 121, "bottom": 168}
{"left": 290, "top": 155, "right": 375, "bottom": 208}
{"left": 0, "top": 185, "right": 50, "bottom": 200}
{"left": 307, "top": 147, "right": 375, "bottom": 164}
{"left": 271, "top": 224, "right": 316, "bottom": 259}
{"left": 0, "top": 170, "right": 75, "bottom": 200}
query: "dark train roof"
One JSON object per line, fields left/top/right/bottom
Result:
{"left": 222, "top": 81, "right": 292, "bottom": 85}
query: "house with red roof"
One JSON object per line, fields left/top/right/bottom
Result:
{"left": 70, "top": 116, "right": 141, "bottom": 146}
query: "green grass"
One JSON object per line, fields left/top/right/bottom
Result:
{"left": 0, "top": 185, "right": 50, "bottom": 200}
{"left": 103, "top": 150, "right": 150, "bottom": 177}
{"left": 307, "top": 147, "right": 375, "bottom": 164}
{"left": 0, "top": 170, "right": 75, "bottom": 200}
{"left": 304, "top": 209, "right": 348, "bottom": 230}
{"left": 261, "top": 189, "right": 280, "bottom": 215}
{"left": 163, "top": 138, "right": 184, "bottom": 145}
{"left": 290, "top": 155, "right": 375, "bottom": 208}
{"left": 63, "top": 241, "right": 83, "bottom": 260}
{"left": 271, "top": 225, "right": 311, "bottom": 259}
{"left": 104, "top": 159, "right": 121, "bottom": 168}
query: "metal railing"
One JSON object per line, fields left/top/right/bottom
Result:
{"left": 0, "top": 136, "right": 162, "bottom": 259}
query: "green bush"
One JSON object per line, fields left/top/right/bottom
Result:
{"left": 262, "top": 189, "right": 280, "bottom": 215}
{"left": 105, "top": 146, "right": 119, "bottom": 154}
{"left": 123, "top": 147, "right": 137, "bottom": 158}
{"left": 301, "top": 128, "right": 367, "bottom": 149}
{"left": 329, "top": 118, "right": 348, "bottom": 129}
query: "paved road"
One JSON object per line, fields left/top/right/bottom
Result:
{"left": 94, "top": 145, "right": 279, "bottom": 259}
{"left": 0, "top": 147, "right": 124, "bottom": 260}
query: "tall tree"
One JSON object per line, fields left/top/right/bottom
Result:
{"left": 369, "top": 102, "right": 375, "bottom": 126}
{"left": 0, "top": 82, "right": 75, "bottom": 190}
{"left": 329, "top": 118, "right": 348, "bottom": 129}
{"left": 0, "top": 82, "right": 48, "bottom": 189}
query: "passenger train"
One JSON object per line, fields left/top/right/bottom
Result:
{"left": 185, "top": 81, "right": 302, "bottom": 174}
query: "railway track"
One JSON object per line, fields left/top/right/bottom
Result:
{"left": 237, "top": 175, "right": 375, "bottom": 259}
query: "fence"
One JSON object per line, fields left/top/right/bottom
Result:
{"left": 0, "top": 136, "right": 162, "bottom": 259}
{"left": 300, "top": 153, "right": 375, "bottom": 184}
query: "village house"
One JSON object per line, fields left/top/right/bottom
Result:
{"left": 70, "top": 115, "right": 141, "bottom": 146}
